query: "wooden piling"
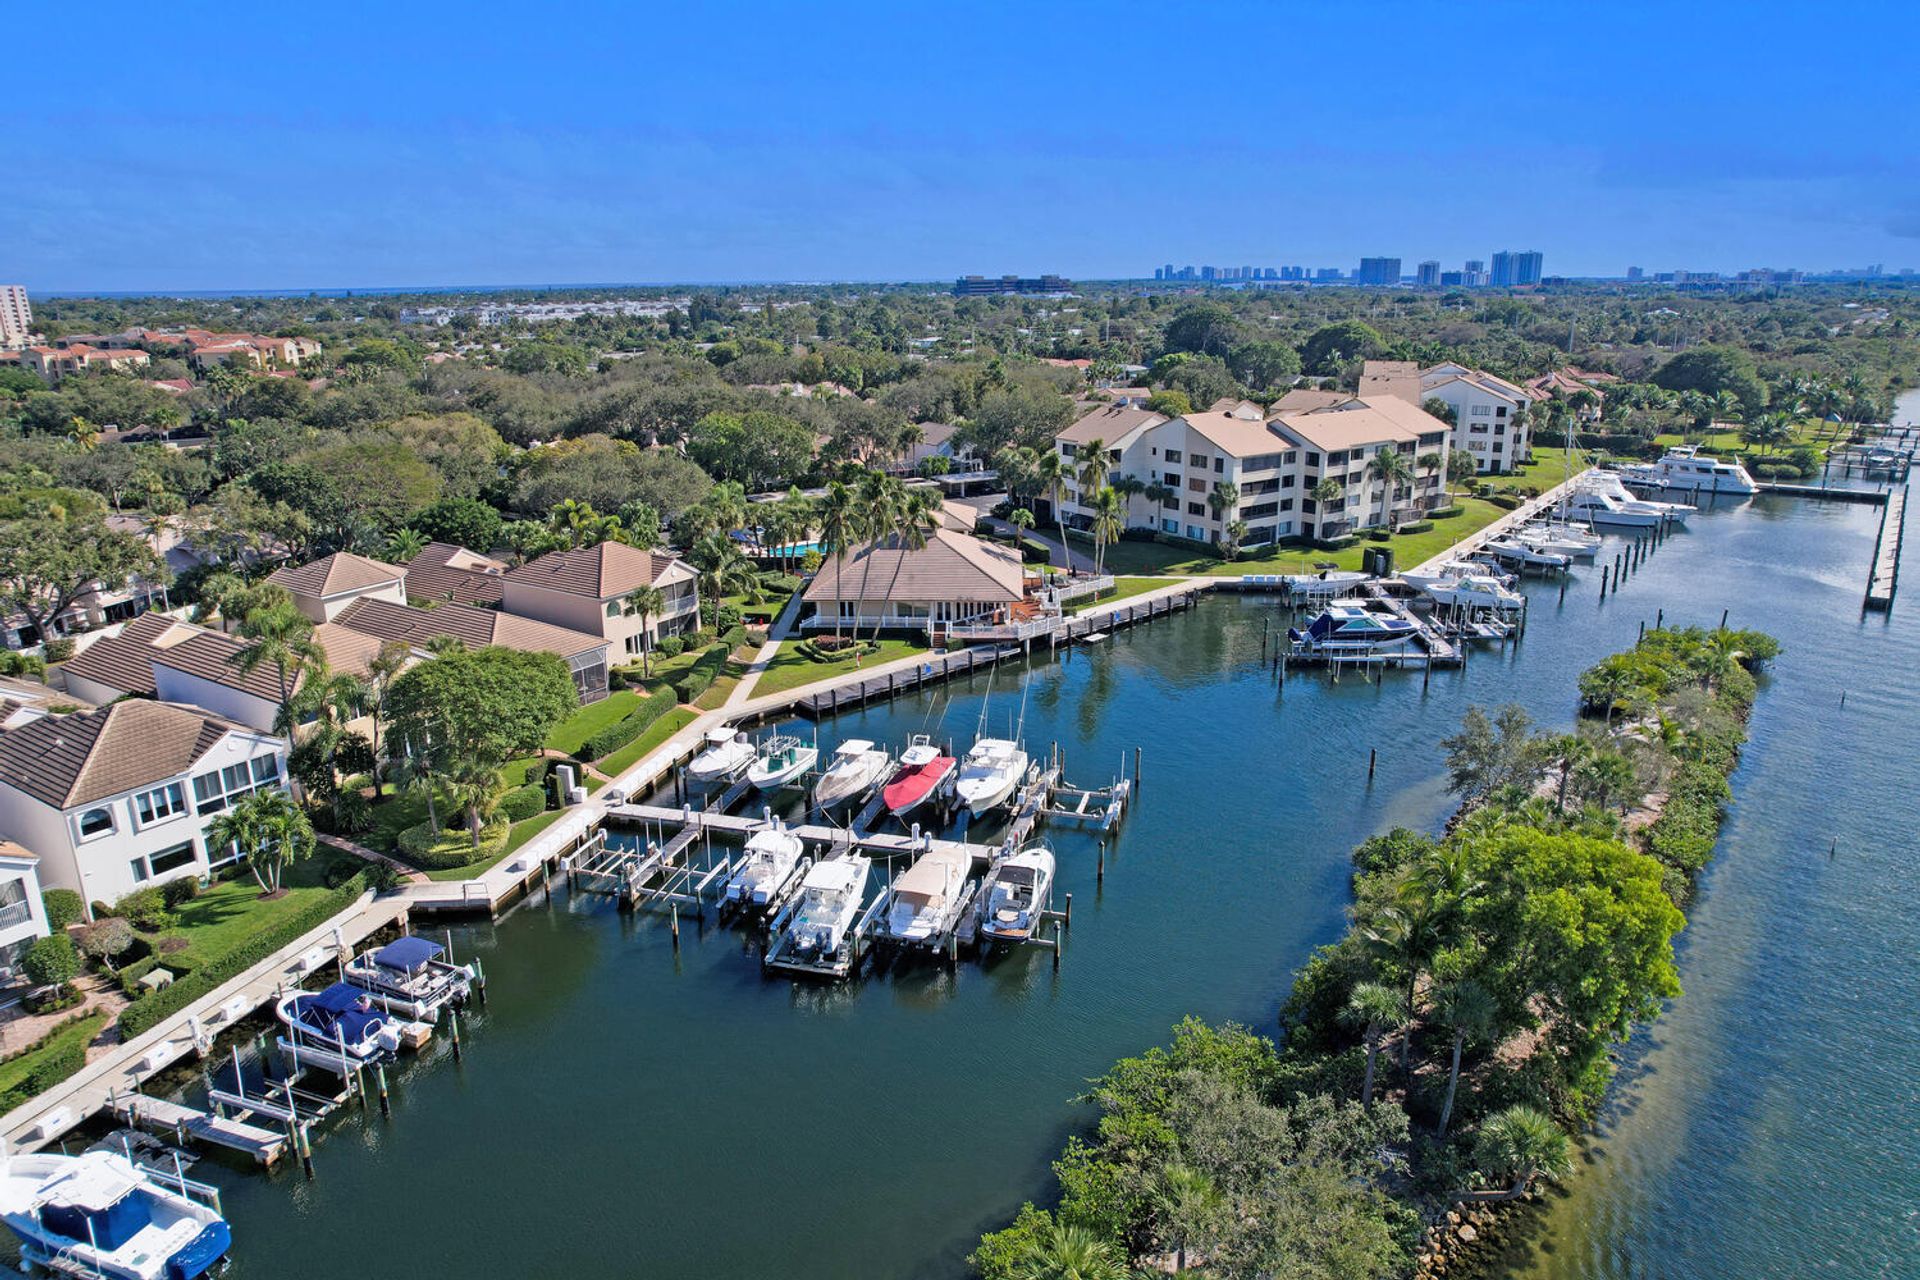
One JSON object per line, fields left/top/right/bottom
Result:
{"left": 1133, "top": 745, "right": 1141, "bottom": 788}
{"left": 376, "top": 1063, "right": 391, "bottom": 1118}
{"left": 1368, "top": 747, "right": 1377, "bottom": 781}
{"left": 1063, "top": 891, "right": 1072, "bottom": 928}
{"left": 449, "top": 1009, "right": 463, "bottom": 1062}
{"left": 1655, "top": 608, "right": 1663, "bottom": 630}
{"left": 1097, "top": 840, "right": 1106, "bottom": 883}
{"left": 1601, "top": 565, "right": 1610, "bottom": 597}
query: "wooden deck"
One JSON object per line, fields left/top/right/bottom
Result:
{"left": 1866, "top": 487, "right": 1906, "bottom": 610}
{"left": 108, "top": 1093, "right": 288, "bottom": 1166}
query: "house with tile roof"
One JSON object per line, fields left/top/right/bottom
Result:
{"left": 265, "top": 552, "right": 408, "bottom": 622}
{"left": 334, "top": 597, "right": 612, "bottom": 703}
{"left": 501, "top": 542, "right": 698, "bottom": 665}
{"left": 0, "top": 701, "right": 288, "bottom": 907}
{"left": 0, "top": 838, "right": 50, "bottom": 977}
{"left": 403, "top": 543, "right": 508, "bottom": 606}
{"left": 802, "top": 528, "right": 1031, "bottom": 632}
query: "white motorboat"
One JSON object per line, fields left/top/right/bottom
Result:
{"left": 1478, "top": 538, "right": 1572, "bottom": 570}
{"left": 885, "top": 847, "right": 972, "bottom": 942}
{"left": 342, "top": 935, "right": 475, "bottom": 1020}
{"left": 1401, "top": 559, "right": 1516, "bottom": 593}
{"left": 0, "top": 1149, "right": 232, "bottom": 1280}
{"left": 1618, "top": 446, "right": 1758, "bottom": 496}
{"left": 882, "top": 734, "right": 956, "bottom": 818}
{"left": 725, "top": 821, "right": 806, "bottom": 907}
{"left": 275, "top": 982, "right": 416, "bottom": 1072}
{"left": 1423, "top": 573, "right": 1524, "bottom": 613}
{"left": 1280, "top": 569, "right": 1369, "bottom": 603}
{"left": 782, "top": 855, "right": 870, "bottom": 958}
{"left": 1568, "top": 474, "right": 1694, "bottom": 527}
{"left": 1515, "top": 523, "right": 1601, "bottom": 559}
{"left": 953, "top": 738, "right": 1030, "bottom": 816}
{"left": 687, "top": 727, "right": 755, "bottom": 782}
{"left": 746, "top": 734, "right": 819, "bottom": 792}
{"left": 977, "top": 845, "right": 1055, "bottom": 944}
{"left": 1288, "top": 604, "right": 1420, "bottom": 655}
{"left": 812, "top": 739, "right": 891, "bottom": 811}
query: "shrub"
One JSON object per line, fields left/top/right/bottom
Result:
{"left": 1396, "top": 519, "right": 1434, "bottom": 534}
{"left": 22, "top": 935, "right": 78, "bottom": 989}
{"left": 108, "top": 887, "right": 175, "bottom": 932}
{"left": 578, "top": 689, "right": 679, "bottom": 760}
{"left": 76, "top": 917, "right": 135, "bottom": 961}
{"left": 331, "top": 787, "right": 375, "bottom": 834}
{"left": 1488, "top": 493, "right": 1524, "bottom": 510}
{"left": 499, "top": 784, "right": 548, "bottom": 822}
{"left": 115, "top": 955, "right": 163, "bottom": 996}
{"left": 720, "top": 624, "right": 748, "bottom": 648}
{"left": 1428, "top": 503, "right": 1465, "bottom": 519}
{"left": 0, "top": 1013, "right": 106, "bottom": 1113}
{"left": 656, "top": 634, "right": 687, "bottom": 658}
{"left": 800, "top": 549, "right": 823, "bottom": 574}
{"left": 41, "top": 889, "right": 83, "bottom": 930}
{"left": 41, "top": 637, "right": 75, "bottom": 663}
{"left": 118, "top": 872, "right": 371, "bottom": 1038}
{"left": 397, "top": 818, "right": 510, "bottom": 870}
{"left": 159, "top": 877, "right": 200, "bottom": 908}
{"left": 1364, "top": 528, "right": 1391, "bottom": 542}
{"left": 745, "top": 627, "right": 769, "bottom": 647}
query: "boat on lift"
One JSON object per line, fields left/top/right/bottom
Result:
{"left": 275, "top": 982, "right": 414, "bottom": 1072}
{"left": 1401, "top": 559, "right": 1516, "bottom": 593}
{"left": 882, "top": 734, "right": 956, "bottom": 818}
{"left": 0, "top": 1148, "right": 232, "bottom": 1280}
{"left": 725, "top": 820, "right": 806, "bottom": 907}
{"left": 1422, "top": 573, "right": 1524, "bottom": 613}
{"left": 687, "top": 727, "right": 755, "bottom": 782}
{"left": 1280, "top": 569, "right": 1369, "bottom": 603}
{"left": 342, "top": 935, "right": 475, "bottom": 1020}
{"left": 1477, "top": 538, "right": 1572, "bottom": 571}
{"left": 977, "top": 844, "right": 1055, "bottom": 945}
{"left": 747, "top": 734, "right": 819, "bottom": 792}
{"left": 781, "top": 854, "right": 870, "bottom": 959}
{"left": 953, "top": 676, "right": 1031, "bottom": 817}
{"left": 885, "top": 847, "right": 973, "bottom": 943}
{"left": 1618, "top": 446, "right": 1758, "bottom": 496}
{"left": 812, "top": 739, "right": 891, "bottom": 812}
{"left": 1287, "top": 604, "right": 1420, "bottom": 656}
{"left": 1515, "top": 522, "right": 1601, "bottom": 559}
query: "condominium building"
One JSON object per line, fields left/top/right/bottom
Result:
{"left": 0, "top": 286, "right": 30, "bottom": 348}
{"left": 18, "top": 344, "right": 152, "bottom": 382}
{"left": 1415, "top": 260, "right": 1441, "bottom": 287}
{"left": 0, "top": 840, "right": 51, "bottom": 977}
{"left": 1356, "top": 257, "right": 1402, "bottom": 286}
{"left": 0, "top": 701, "right": 289, "bottom": 907}
{"left": 1358, "top": 360, "right": 1536, "bottom": 473}
{"left": 1490, "top": 250, "right": 1544, "bottom": 287}
{"left": 502, "top": 541, "right": 699, "bottom": 663}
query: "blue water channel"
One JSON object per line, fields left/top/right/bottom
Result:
{"left": 66, "top": 484, "right": 1916, "bottom": 1279}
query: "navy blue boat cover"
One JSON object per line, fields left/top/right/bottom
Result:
{"left": 372, "top": 936, "right": 443, "bottom": 972}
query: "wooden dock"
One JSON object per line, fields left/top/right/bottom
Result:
{"left": 790, "top": 645, "right": 1022, "bottom": 719}
{"left": 1866, "top": 486, "right": 1906, "bottom": 610}
{"left": 108, "top": 1092, "right": 287, "bottom": 1166}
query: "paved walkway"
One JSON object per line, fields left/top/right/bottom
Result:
{"left": 724, "top": 586, "right": 808, "bottom": 710}
{"left": 317, "top": 832, "right": 429, "bottom": 884}
{"left": 1404, "top": 469, "right": 1592, "bottom": 576}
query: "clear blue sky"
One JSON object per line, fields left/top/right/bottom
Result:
{"left": 7, "top": 0, "right": 1916, "bottom": 291}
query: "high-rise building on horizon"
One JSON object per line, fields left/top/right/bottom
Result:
{"left": 1627, "top": 266, "right": 1644, "bottom": 281}
{"left": 1356, "top": 257, "right": 1401, "bottom": 286}
{"left": 1490, "top": 250, "right": 1544, "bottom": 287}
{"left": 1415, "top": 260, "right": 1441, "bottom": 287}
{"left": 952, "top": 274, "right": 1071, "bottom": 297}
{"left": 0, "top": 286, "right": 30, "bottom": 348}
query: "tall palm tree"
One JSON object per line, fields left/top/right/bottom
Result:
{"left": 444, "top": 756, "right": 505, "bottom": 853}
{"left": 1366, "top": 448, "right": 1415, "bottom": 526}
{"left": 1012, "top": 1222, "right": 1129, "bottom": 1280}
{"left": 1343, "top": 981, "right": 1407, "bottom": 1107}
{"left": 1075, "top": 437, "right": 1113, "bottom": 499}
{"left": 776, "top": 486, "right": 815, "bottom": 574}
{"left": 1540, "top": 732, "right": 1595, "bottom": 811}
{"left": 390, "top": 734, "right": 443, "bottom": 833}
{"left": 1445, "top": 449, "right": 1478, "bottom": 503}
{"left": 204, "top": 789, "right": 313, "bottom": 897}
{"left": 847, "top": 471, "right": 901, "bottom": 636}
{"left": 689, "top": 532, "right": 756, "bottom": 629}
{"left": 1154, "top": 1163, "right": 1224, "bottom": 1275}
{"left": 815, "top": 481, "right": 855, "bottom": 641}
{"left": 1089, "top": 487, "right": 1125, "bottom": 576}
{"left": 623, "top": 584, "right": 666, "bottom": 675}
{"left": 362, "top": 640, "right": 411, "bottom": 785}
{"left": 704, "top": 480, "right": 750, "bottom": 537}
{"left": 1033, "top": 450, "right": 1075, "bottom": 575}
{"left": 66, "top": 415, "right": 101, "bottom": 452}
{"left": 867, "top": 487, "right": 940, "bottom": 642}
{"left": 1205, "top": 480, "right": 1239, "bottom": 547}
{"left": 1417, "top": 451, "right": 1443, "bottom": 507}
{"left": 1468, "top": 1105, "right": 1573, "bottom": 1201}
{"left": 548, "top": 498, "right": 597, "bottom": 549}
{"left": 232, "top": 599, "right": 325, "bottom": 734}
{"left": 1434, "top": 979, "right": 1497, "bottom": 1137}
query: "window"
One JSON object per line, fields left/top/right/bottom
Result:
{"left": 1159, "top": 491, "right": 1177, "bottom": 509}
{"left": 1281, "top": 474, "right": 1296, "bottom": 488}
{"left": 1496, "top": 406, "right": 1507, "bottom": 417}
{"left": 1161, "top": 518, "right": 1179, "bottom": 534}
{"left": 78, "top": 807, "right": 114, "bottom": 839}
{"left": 1471, "top": 405, "right": 1490, "bottom": 416}
{"left": 1187, "top": 501, "right": 1205, "bottom": 516}
{"left": 1243, "top": 502, "right": 1279, "bottom": 519}
{"left": 1186, "top": 524, "right": 1204, "bottom": 540}
{"left": 1188, "top": 453, "right": 1207, "bottom": 468}
{"left": 135, "top": 782, "right": 186, "bottom": 826}
{"left": 1494, "top": 424, "right": 1505, "bottom": 436}
{"left": 1162, "top": 472, "right": 1179, "bottom": 487}
{"left": 1279, "top": 498, "right": 1294, "bottom": 512}
{"left": 605, "top": 600, "right": 621, "bottom": 617}
{"left": 148, "top": 842, "right": 198, "bottom": 878}
{"left": 1305, "top": 452, "right": 1320, "bottom": 467}
{"left": 1165, "top": 449, "right": 1182, "bottom": 463}
{"left": 1245, "top": 453, "right": 1281, "bottom": 472}
{"left": 1060, "top": 442, "right": 1078, "bottom": 457}
{"left": 194, "top": 753, "right": 283, "bottom": 816}
{"left": 251, "top": 755, "right": 280, "bottom": 785}
{"left": 1214, "top": 457, "right": 1224, "bottom": 473}
{"left": 130, "top": 857, "right": 149, "bottom": 884}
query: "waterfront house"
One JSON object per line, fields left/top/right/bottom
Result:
{"left": 0, "top": 839, "right": 51, "bottom": 979}
{"left": 265, "top": 552, "right": 408, "bottom": 623}
{"left": 0, "top": 701, "right": 289, "bottom": 908}
{"left": 332, "top": 597, "right": 612, "bottom": 703}
{"left": 501, "top": 541, "right": 699, "bottom": 665}
{"left": 802, "top": 528, "right": 1030, "bottom": 632}
{"left": 1051, "top": 402, "right": 1169, "bottom": 532}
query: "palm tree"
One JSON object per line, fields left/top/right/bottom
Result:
{"left": 1366, "top": 448, "right": 1415, "bottom": 526}
{"left": 1142, "top": 481, "right": 1176, "bottom": 519}
{"left": 774, "top": 486, "right": 814, "bottom": 573}
{"left": 192, "top": 569, "right": 248, "bottom": 629}
{"left": 1343, "top": 981, "right": 1407, "bottom": 1106}
{"left": 1310, "top": 476, "right": 1346, "bottom": 538}
{"left": 847, "top": 471, "right": 901, "bottom": 636}
{"left": 362, "top": 640, "right": 410, "bottom": 785}
{"left": 1154, "top": 1163, "right": 1224, "bottom": 1275}
{"left": 1540, "top": 732, "right": 1595, "bottom": 811}
{"left": 1075, "top": 437, "right": 1113, "bottom": 499}
{"left": 384, "top": 527, "right": 427, "bottom": 562}
{"left": 548, "top": 498, "right": 598, "bottom": 549}
{"left": 1089, "top": 487, "right": 1125, "bottom": 576}
{"left": 204, "top": 789, "right": 313, "bottom": 897}
{"left": 704, "top": 480, "right": 750, "bottom": 537}
{"left": 815, "top": 481, "right": 855, "bottom": 641}
{"left": 1445, "top": 449, "right": 1478, "bottom": 503}
{"left": 1417, "top": 451, "right": 1443, "bottom": 507}
{"left": 390, "top": 734, "right": 443, "bottom": 833}
{"left": 1468, "top": 1105, "right": 1573, "bottom": 1201}
{"left": 1223, "top": 518, "right": 1249, "bottom": 561}
{"left": 1012, "top": 1222, "right": 1129, "bottom": 1280}
{"left": 689, "top": 532, "right": 756, "bottom": 628}
{"left": 67, "top": 415, "right": 101, "bottom": 452}
{"left": 1434, "top": 979, "right": 1497, "bottom": 1137}
{"left": 1033, "top": 450, "right": 1075, "bottom": 575}
{"left": 1204, "top": 480, "right": 1239, "bottom": 547}
{"left": 232, "top": 599, "right": 325, "bottom": 734}
{"left": 994, "top": 444, "right": 1042, "bottom": 511}
{"left": 868, "top": 487, "right": 940, "bottom": 642}
{"left": 444, "top": 757, "right": 505, "bottom": 853}
{"left": 623, "top": 584, "right": 666, "bottom": 676}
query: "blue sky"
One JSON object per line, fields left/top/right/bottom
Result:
{"left": 7, "top": 0, "right": 1917, "bottom": 290}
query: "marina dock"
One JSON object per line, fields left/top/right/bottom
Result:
{"left": 1866, "top": 486, "right": 1906, "bottom": 610}
{"left": 107, "top": 1092, "right": 287, "bottom": 1167}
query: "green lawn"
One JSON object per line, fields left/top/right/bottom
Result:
{"left": 541, "top": 691, "right": 643, "bottom": 756}
{"left": 1093, "top": 452, "right": 1578, "bottom": 577}
{"left": 149, "top": 856, "right": 356, "bottom": 972}
{"left": 753, "top": 637, "right": 930, "bottom": 698}
{"left": 596, "top": 708, "right": 698, "bottom": 777}
{"left": 0, "top": 1012, "right": 107, "bottom": 1100}
{"left": 1650, "top": 421, "right": 1839, "bottom": 454}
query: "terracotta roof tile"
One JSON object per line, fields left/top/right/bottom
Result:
{"left": 504, "top": 542, "right": 690, "bottom": 599}
{"left": 335, "top": 597, "right": 606, "bottom": 660}
{"left": 804, "top": 528, "right": 1025, "bottom": 606}
{"left": 266, "top": 552, "right": 405, "bottom": 599}
{"left": 0, "top": 701, "right": 241, "bottom": 809}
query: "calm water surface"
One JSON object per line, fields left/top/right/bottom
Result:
{"left": 78, "top": 481, "right": 1919, "bottom": 1278}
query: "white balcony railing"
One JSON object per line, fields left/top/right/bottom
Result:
{"left": 0, "top": 900, "right": 35, "bottom": 931}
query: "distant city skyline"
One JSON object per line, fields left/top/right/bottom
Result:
{"left": 5, "top": 2, "right": 1918, "bottom": 292}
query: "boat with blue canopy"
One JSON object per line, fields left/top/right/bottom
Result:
{"left": 342, "top": 935, "right": 476, "bottom": 1020}
{"left": 275, "top": 981, "right": 405, "bottom": 1073}
{"left": 0, "top": 1147, "right": 230, "bottom": 1280}
{"left": 1287, "top": 604, "right": 1419, "bottom": 656}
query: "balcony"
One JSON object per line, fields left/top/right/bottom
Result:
{"left": 0, "top": 900, "right": 34, "bottom": 932}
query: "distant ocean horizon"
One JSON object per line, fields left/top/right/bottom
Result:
{"left": 29, "top": 279, "right": 952, "bottom": 300}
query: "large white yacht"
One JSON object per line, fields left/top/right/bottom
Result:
{"left": 1561, "top": 475, "right": 1693, "bottom": 528}
{"left": 1618, "top": 446, "right": 1758, "bottom": 496}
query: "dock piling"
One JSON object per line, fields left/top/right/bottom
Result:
{"left": 1368, "top": 747, "right": 1377, "bottom": 781}
{"left": 1063, "top": 891, "right": 1072, "bottom": 929}
{"left": 449, "top": 1009, "right": 463, "bottom": 1062}
{"left": 376, "top": 1063, "right": 391, "bottom": 1118}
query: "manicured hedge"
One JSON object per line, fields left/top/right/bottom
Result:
{"left": 720, "top": 624, "right": 748, "bottom": 648}
{"left": 42, "top": 889, "right": 83, "bottom": 931}
{"left": 499, "top": 784, "right": 548, "bottom": 822}
{"left": 656, "top": 635, "right": 687, "bottom": 659}
{"left": 1395, "top": 519, "right": 1434, "bottom": 534}
{"left": 118, "top": 871, "right": 371, "bottom": 1039}
{"left": 1426, "top": 504, "right": 1464, "bottom": 519}
{"left": 797, "top": 637, "right": 880, "bottom": 662}
{"left": 672, "top": 644, "right": 733, "bottom": 704}
{"left": 0, "top": 1012, "right": 107, "bottom": 1113}
{"left": 578, "top": 689, "right": 679, "bottom": 761}
{"left": 398, "top": 818, "right": 509, "bottom": 870}
{"left": 1488, "top": 494, "right": 1525, "bottom": 510}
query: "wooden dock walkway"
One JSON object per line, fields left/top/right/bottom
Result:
{"left": 107, "top": 1093, "right": 288, "bottom": 1166}
{"left": 1866, "top": 486, "right": 1906, "bottom": 610}
{"left": 607, "top": 804, "right": 1003, "bottom": 869}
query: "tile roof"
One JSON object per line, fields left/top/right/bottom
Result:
{"left": 1358, "top": 360, "right": 1423, "bottom": 405}
{"left": 335, "top": 597, "right": 607, "bottom": 660}
{"left": 1270, "top": 403, "right": 1425, "bottom": 453}
{"left": 1269, "top": 388, "right": 1353, "bottom": 413}
{"left": 151, "top": 631, "right": 291, "bottom": 702}
{"left": 0, "top": 839, "right": 38, "bottom": 864}
{"left": 504, "top": 541, "right": 690, "bottom": 599}
{"left": 1344, "top": 395, "right": 1454, "bottom": 441}
{"left": 1058, "top": 404, "right": 1167, "bottom": 446}
{"left": 404, "top": 542, "right": 507, "bottom": 606}
{"left": 0, "top": 700, "right": 240, "bottom": 809}
{"left": 265, "top": 551, "right": 406, "bottom": 599}
{"left": 804, "top": 528, "right": 1026, "bottom": 605}
{"left": 58, "top": 612, "right": 186, "bottom": 698}
{"left": 1179, "top": 412, "right": 1292, "bottom": 459}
